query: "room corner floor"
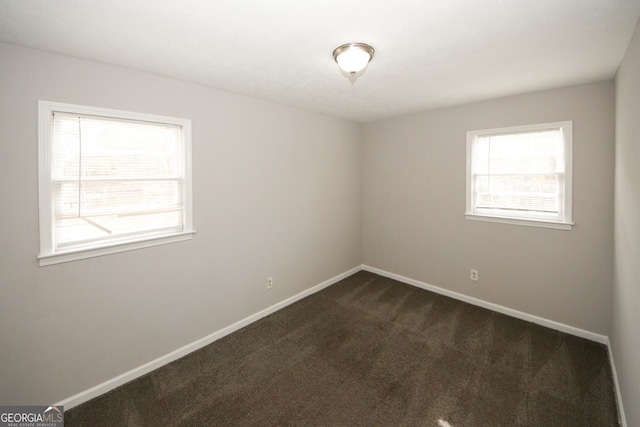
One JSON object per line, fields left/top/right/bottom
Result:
{"left": 65, "top": 271, "right": 619, "bottom": 426}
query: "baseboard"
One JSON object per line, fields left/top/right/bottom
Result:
{"left": 606, "top": 339, "right": 627, "bottom": 427}
{"left": 56, "top": 265, "right": 362, "bottom": 410}
{"left": 362, "top": 265, "right": 609, "bottom": 344}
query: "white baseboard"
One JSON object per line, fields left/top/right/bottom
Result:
{"left": 56, "top": 265, "right": 361, "bottom": 410}
{"left": 362, "top": 265, "right": 609, "bottom": 344}
{"left": 606, "top": 339, "right": 627, "bottom": 427}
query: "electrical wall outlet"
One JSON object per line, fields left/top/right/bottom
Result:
{"left": 470, "top": 269, "right": 479, "bottom": 282}
{"left": 266, "top": 277, "right": 273, "bottom": 289}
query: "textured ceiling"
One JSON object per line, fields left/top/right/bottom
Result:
{"left": 1, "top": 0, "right": 639, "bottom": 122}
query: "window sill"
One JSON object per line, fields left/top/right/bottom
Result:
{"left": 38, "top": 231, "right": 195, "bottom": 266}
{"left": 464, "top": 214, "right": 573, "bottom": 230}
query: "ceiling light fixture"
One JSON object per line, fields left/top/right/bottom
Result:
{"left": 332, "top": 43, "right": 375, "bottom": 76}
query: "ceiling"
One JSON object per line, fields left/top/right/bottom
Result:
{"left": 1, "top": 0, "right": 639, "bottom": 122}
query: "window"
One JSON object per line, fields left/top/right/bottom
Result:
{"left": 38, "top": 101, "right": 194, "bottom": 266}
{"left": 465, "top": 121, "right": 573, "bottom": 230}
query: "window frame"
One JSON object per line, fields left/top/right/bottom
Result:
{"left": 465, "top": 121, "right": 573, "bottom": 230}
{"left": 38, "top": 101, "right": 195, "bottom": 266}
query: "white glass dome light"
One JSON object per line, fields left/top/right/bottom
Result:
{"left": 332, "top": 43, "right": 375, "bottom": 76}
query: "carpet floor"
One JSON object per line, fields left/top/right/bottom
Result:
{"left": 65, "top": 271, "right": 619, "bottom": 426}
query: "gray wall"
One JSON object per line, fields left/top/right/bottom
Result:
{"left": 612, "top": 18, "right": 640, "bottom": 427}
{"left": 0, "top": 43, "right": 363, "bottom": 405}
{"left": 362, "top": 82, "right": 615, "bottom": 335}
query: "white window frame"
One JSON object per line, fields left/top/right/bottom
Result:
{"left": 465, "top": 121, "right": 573, "bottom": 230}
{"left": 38, "top": 101, "right": 195, "bottom": 266}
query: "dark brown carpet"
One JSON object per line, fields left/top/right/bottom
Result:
{"left": 65, "top": 271, "right": 619, "bottom": 426}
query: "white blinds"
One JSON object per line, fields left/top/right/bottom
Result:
{"left": 51, "top": 112, "right": 185, "bottom": 249}
{"left": 473, "top": 129, "right": 564, "bottom": 216}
